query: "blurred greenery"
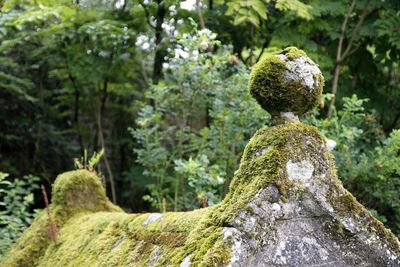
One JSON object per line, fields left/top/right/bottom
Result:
{"left": 0, "top": 172, "right": 40, "bottom": 259}
{"left": 0, "top": 0, "right": 399, "bottom": 248}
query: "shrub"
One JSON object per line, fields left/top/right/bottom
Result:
{"left": 0, "top": 172, "right": 40, "bottom": 259}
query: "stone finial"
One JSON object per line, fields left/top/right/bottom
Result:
{"left": 248, "top": 47, "right": 324, "bottom": 117}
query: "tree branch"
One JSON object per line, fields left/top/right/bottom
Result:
{"left": 139, "top": 1, "right": 156, "bottom": 30}
{"left": 255, "top": 39, "right": 269, "bottom": 63}
{"left": 336, "top": 0, "right": 356, "bottom": 63}
{"left": 339, "top": 0, "right": 370, "bottom": 62}
{"left": 328, "top": 0, "right": 371, "bottom": 118}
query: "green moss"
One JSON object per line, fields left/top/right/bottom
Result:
{"left": 1, "top": 210, "right": 56, "bottom": 267}
{"left": 52, "top": 170, "right": 121, "bottom": 213}
{"left": 1, "top": 168, "right": 213, "bottom": 267}
{"left": 280, "top": 197, "right": 289, "bottom": 203}
{"left": 34, "top": 210, "right": 209, "bottom": 267}
{"left": 282, "top": 46, "right": 306, "bottom": 60}
{"left": 44, "top": 209, "right": 214, "bottom": 266}
{"left": 248, "top": 47, "right": 324, "bottom": 115}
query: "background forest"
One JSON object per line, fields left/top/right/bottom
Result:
{"left": 0, "top": 0, "right": 399, "bottom": 257}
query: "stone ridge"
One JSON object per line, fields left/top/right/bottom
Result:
{"left": 3, "top": 123, "right": 400, "bottom": 267}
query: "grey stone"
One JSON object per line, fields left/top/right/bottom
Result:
{"left": 223, "top": 146, "right": 400, "bottom": 267}
{"left": 179, "top": 255, "right": 191, "bottom": 267}
{"left": 282, "top": 55, "right": 322, "bottom": 90}
{"left": 143, "top": 213, "right": 164, "bottom": 225}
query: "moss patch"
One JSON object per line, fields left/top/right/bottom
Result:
{"left": 52, "top": 170, "right": 121, "bottom": 213}
{"left": 36, "top": 210, "right": 208, "bottom": 267}
{"left": 329, "top": 191, "right": 400, "bottom": 255}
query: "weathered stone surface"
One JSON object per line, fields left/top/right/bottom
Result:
{"left": 2, "top": 47, "right": 400, "bottom": 267}
{"left": 222, "top": 126, "right": 400, "bottom": 266}
{"left": 282, "top": 55, "right": 322, "bottom": 89}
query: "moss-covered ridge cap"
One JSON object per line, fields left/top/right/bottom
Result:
{"left": 249, "top": 47, "right": 324, "bottom": 115}
{"left": 51, "top": 170, "right": 118, "bottom": 212}
{"left": 201, "top": 123, "right": 326, "bottom": 229}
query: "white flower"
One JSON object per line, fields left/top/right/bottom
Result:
{"left": 200, "top": 40, "right": 208, "bottom": 50}
{"left": 198, "top": 28, "right": 212, "bottom": 36}
{"left": 174, "top": 48, "right": 189, "bottom": 59}
{"left": 135, "top": 35, "right": 152, "bottom": 51}
{"left": 99, "top": 50, "right": 110, "bottom": 58}
{"left": 162, "top": 62, "right": 170, "bottom": 69}
{"left": 142, "top": 42, "right": 150, "bottom": 50}
{"left": 326, "top": 139, "right": 337, "bottom": 151}
{"left": 216, "top": 176, "right": 224, "bottom": 184}
{"left": 169, "top": 5, "right": 176, "bottom": 12}
{"left": 180, "top": 0, "right": 196, "bottom": 11}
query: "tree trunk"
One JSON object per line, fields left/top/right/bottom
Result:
{"left": 32, "top": 68, "right": 45, "bottom": 170}
{"left": 97, "top": 78, "right": 117, "bottom": 204}
{"left": 152, "top": 0, "right": 166, "bottom": 84}
{"left": 196, "top": 0, "right": 206, "bottom": 29}
{"left": 327, "top": 63, "right": 341, "bottom": 117}
{"left": 247, "top": 24, "right": 255, "bottom": 66}
{"left": 208, "top": 0, "right": 213, "bottom": 10}
{"left": 69, "top": 74, "right": 84, "bottom": 154}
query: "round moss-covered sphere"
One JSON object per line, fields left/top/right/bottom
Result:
{"left": 249, "top": 47, "right": 324, "bottom": 115}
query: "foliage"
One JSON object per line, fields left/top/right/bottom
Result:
{"left": 131, "top": 28, "right": 266, "bottom": 211}
{"left": 225, "top": 0, "right": 311, "bottom": 27}
{"left": 174, "top": 155, "right": 225, "bottom": 207}
{"left": 0, "top": 172, "right": 40, "bottom": 260}
{"left": 0, "top": 0, "right": 141, "bottom": 201}
{"left": 355, "top": 130, "right": 400, "bottom": 234}
{"left": 73, "top": 149, "right": 104, "bottom": 170}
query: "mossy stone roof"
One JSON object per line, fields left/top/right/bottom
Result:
{"left": 4, "top": 123, "right": 399, "bottom": 266}
{"left": 2, "top": 47, "right": 399, "bottom": 267}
